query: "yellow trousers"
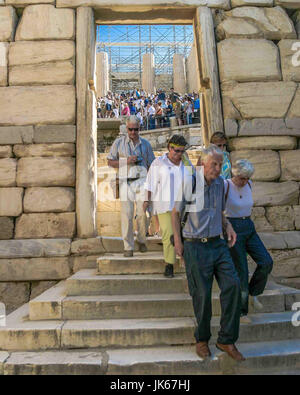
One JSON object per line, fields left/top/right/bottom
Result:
{"left": 157, "top": 211, "right": 176, "bottom": 265}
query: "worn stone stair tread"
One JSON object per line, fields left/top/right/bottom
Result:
{"left": 106, "top": 339, "right": 300, "bottom": 374}
{"left": 99, "top": 252, "right": 166, "bottom": 260}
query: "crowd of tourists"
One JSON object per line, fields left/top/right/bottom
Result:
{"left": 97, "top": 88, "right": 200, "bottom": 129}
{"left": 107, "top": 115, "right": 273, "bottom": 363}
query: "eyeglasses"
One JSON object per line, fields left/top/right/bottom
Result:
{"left": 172, "top": 148, "right": 185, "bottom": 154}
{"left": 128, "top": 128, "right": 139, "bottom": 132}
{"left": 216, "top": 144, "right": 226, "bottom": 148}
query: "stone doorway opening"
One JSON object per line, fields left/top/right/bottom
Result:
{"left": 76, "top": 6, "right": 223, "bottom": 239}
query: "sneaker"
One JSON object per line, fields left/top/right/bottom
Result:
{"left": 138, "top": 243, "right": 148, "bottom": 253}
{"left": 251, "top": 296, "right": 263, "bottom": 311}
{"left": 124, "top": 250, "right": 133, "bottom": 258}
{"left": 164, "top": 263, "right": 174, "bottom": 278}
{"left": 240, "top": 315, "right": 251, "bottom": 324}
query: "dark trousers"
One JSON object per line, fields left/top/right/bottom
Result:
{"left": 183, "top": 238, "right": 241, "bottom": 345}
{"left": 228, "top": 218, "right": 273, "bottom": 316}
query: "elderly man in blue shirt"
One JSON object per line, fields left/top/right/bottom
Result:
{"left": 171, "top": 145, "right": 245, "bottom": 362}
{"left": 108, "top": 116, "right": 155, "bottom": 257}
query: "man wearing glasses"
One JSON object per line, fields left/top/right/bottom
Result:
{"left": 144, "top": 135, "right": 194, "bottom": 278}
{"left": 107, "top": 116, "right": 155, "bottom": 257}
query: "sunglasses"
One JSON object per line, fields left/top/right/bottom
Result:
{"left": 216, "top": 144, "right": 226, "bottom": 148}
{"left": 172, "top": 147, "right": 185, "bottom": 154}
{"left": 128, "top": 128, "right": 139, "bottom": 132}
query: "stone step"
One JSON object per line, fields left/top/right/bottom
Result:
{"left": 97, "top": 252, "right": 185, "bottom": 275}
{"left": 65, "top": 270, "right": 190, "bottom": 296}
{"left": 2, "top": 339, "right": 300, "bottom": 375}
{"left": 0, "top": 302, "right": 298, "bottom": 351}
{"left": 106, "top": 340, "right": 300, "bottom": 375}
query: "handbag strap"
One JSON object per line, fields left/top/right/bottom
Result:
{"left": 181, "top": 175, "right": 196, "bottom": 228}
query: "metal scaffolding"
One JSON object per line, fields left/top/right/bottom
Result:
{"left": 96, "top": 25, "right": 193, "bottom": 92}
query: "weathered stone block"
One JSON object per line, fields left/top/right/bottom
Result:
{"left": 275, "top": 0, "right": 300, "bottom": 8}
{"left": 216, "top": 17, "right": 262, "bottom": 40}
{"left": 258, "top": 232, "right": 287, "bottom": 249}
{"left": 9, "top": 61, "right": 75, "bottom": 86}
{"left": 7, "top": 0, "right": 55, "bottom": 6}
{"left": 0, "top": 187, "right": 23, "bottom": 216}
{"left": 71, "top": 238, "right": 105, "bottom": 256}
{"left": 97, "top": 212, "right": 122, "bottom": 237}
{"left": 230, "top": 150, "right": 280, "bottom": 181}
{"left": 9, "top": 41, "right": 75, "bottom": 66}
{"left": 0, "top": 257, "right": 70, "bottom": 281}
{"left": 218, "top": 39, "right": 281, "bottom": 82}
{"left": 13, "top": 143, "right": 75, "bottom": 158}
{"left": 253, "top": 181, "right": 299, "bottom": 206}
{"left": 0, "top": 239, "right": 71, "bottom": 258}
{"left": 0, "top": 146, "right": 12, "bottom": 158}
{"left": 0, "top": 86, "right": 75, "bottom": 126}
{"left": 265, "top": 206, "right": 295, "bottom": 230}
{"left": 227, "top": 6, "right": 296, "bottom": 40}
{"left": 15, "top": 213, "right": 76, "bottom": 239}
{"left": 0, "top": 126, "right": 34, "bottom": 144}
{"left": 33, "top": 125, "right": 76, "bottom": 143}
{"left": 223, "top": 81, "right": 296, "bottom": 119}
{"left": 280, "top": 150, "right": 300, "bottom": 181}
{"left": 279, "top": 231, "right": 300, "bottom": 248}
{"left": 231, "top": 0, "right": 273, "bottom": 6}
{"left": 17, "top": 157, "right": 75, "bottom": 187}
{"left": 271, "top": 249, "right": 300, "bottom": 278}
{"left": 287, "top": 86, "right": 300, "bottom": 118}
{"left": 251, "top": 207, "right": 274, "bottom": 232}
{"left": 24, "top": 187, "right": 75, "bottom": 213}
{"left": 0, "top": 158, "right": 16, "bottom": 186}
{"left": 0, "top": 282, "right": 30, "bottom": 314}
{"left": 71, "top": 255, "right": 99, "bottom": 272}
{"left": 229, "top": 136, "right": 297, "bottom": 150}
{"left": 278, "top": 40, "right": 300, "bottom": 82}
{"left": 30, "top": 281, "right": 58, "bottom": 300}
{"left": 238, "top": 118, "right": 300, "bottom": 136}
{"left": 0, "top": 42, "right": 8, "bottom": 86}
{"left": 224, "top": 119, "right": 238, "bottom": 137}
{"left": 16, "top": 5, "right": 75, "bottom": 41}
{"left": 294, "top": 206, "right": 300, "bottom": 230}
{"left": 0, "top": 217, "right": 14, "bottom": 239}
{"left": 0, "top": 6, "right": 18, "bottom": 42}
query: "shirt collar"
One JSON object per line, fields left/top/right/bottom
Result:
{"left": 125, "top": 134, "right": 141, "bottom": 147}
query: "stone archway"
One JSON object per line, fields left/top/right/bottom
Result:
{"left": 75, "top": 5, "right": 224, "bottom": 238}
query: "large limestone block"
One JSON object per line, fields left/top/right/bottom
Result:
{"left": 0, "top": 86, "right": 75, "bottom": 126}
{"left": 227, "top": 6, "right": 297, "bottom": 40}
{"left": 216, "top": 17, "right": 262, "bottom": 40}
{"left": 15, "top": 5, "right": 75, "bottom": 41}
{"left": 0, "top": 7, "right": 18, "bottom": 42}
{"left": 265, "top": 206, "right": 295, "bottom": 230}
{"left": 231, "top": 0, "right": 273, "bottom": 5}
{"left": 0, "top": 126, "right": 34, "bottom": 144}
{"left": 15, "top": 213, "right": 76, "bottom": 239}
{"left": 238, "top": 118, "right": 300, "bottom": 136}
{"left": 280, "top": 150, "right": 300, "bottom": 181}
{"left": 0, "top": 239, "right": 71, "bottom": 258}
{"left": 0, "top": 158, "right": 17, "bottom": 186}
{"left": 0, "top": 146, "right": 13, "bottom": 158}
{"left": 278, "top": 40, "right": 300, "bottom": 82}
{"left": 0, "top": 217, "right": 14, "bottom": 239}
{"left": 0, "top": 43, "right": 8, "bottom": 86}
{"left": 252, "top": 181, "right": 299, "bottom": 206}
{"left": 0, "top": 283, "right": 30, "bottom": 315}
{"left": 0, "top": 187, "right": 23, "bottom": 216}
{"left": 275, "top": 0, "right": 300, "bottom": 8}
{"left": 294, "top": 206, "right": 300, "bottom": 229}
{"left": 9, "top": 61, "right": 75, "bottom": 86}
{"left": 224, "top": 81, "right": 296, "bottom": 119}
{"left": 24, "top": 187, "right": 75, "bottom": 213}
{"left": 287, "top": 86, "right": 300, "bottom": 118}
{"left": 9, "top": 41, "right": 75, "bottom": 66}
{"left": 30, "top": 281, "right": 58, "bottom": 300}
{"left": 71, "top": 238, "right": 105, "bottom": 255}
{"left": 34, "top": 125, "right": 76, "bottom": 143}
{"left": 13, "top": 143, "right": 75, "bottom": 157}
{"left": 0, "top": 258, "right": 70, "bottom": 281}
{"left": 97, "top": 212, "right": 122, "bottom": 237}
{"left": 17, "top": 157, "right": 75, "bottom": 187}
{"left": 251, "top": 207, "right": 274, "bottom": 231}
{"left": 230, "top": 150, "right": 280, "bottom": 181}
{"left": 7, "top": 0, "right": 55, "bottom": 5}
{"left": 229, "top": 136, "right": 297, "bottom": 150}
{"left": 218, "top": 39, "right": 281, "bottom": 82}
{"left": 271, "top": 249, "right": 300, "bottom": 278}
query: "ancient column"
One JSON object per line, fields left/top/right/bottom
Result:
{"left": 142, "top": 53, "right": 155, "bottom": 94}
{"left": 96, "top": 51, "right": 109, "bottom": 98}
{"left": 173, "top": 54, "right": 187, "bottom": 95}
{"left": 186, "top": 42, "right": 200, "bottom": 93}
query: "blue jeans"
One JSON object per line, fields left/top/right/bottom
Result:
{"left": 184, "top": 238, "right": 241, "bottom": 344}
{"left": 228, "top": 218, "right": 273, "bottom": 316}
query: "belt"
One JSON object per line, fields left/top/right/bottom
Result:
{"left": 228, "top": 216, "right": 251, "bottom": 220}
{"left": 184, "top": 235, "right": 220, "bottom": 243}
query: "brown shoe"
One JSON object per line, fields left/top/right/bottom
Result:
{"left": 196, "top": 342, "right": 211, "bottom": 359}
{"left": 138, "top": 243, "right": 148, "bottom": 253}
{"left": 216, "top": 343, "right": 246, "bottom": 362}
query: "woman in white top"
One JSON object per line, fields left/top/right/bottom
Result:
{"left": 144, "top": 135, "right": 194, "bottom": 278}
{"left": 224, "top": 159, "right": 273, "bottom": 323}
